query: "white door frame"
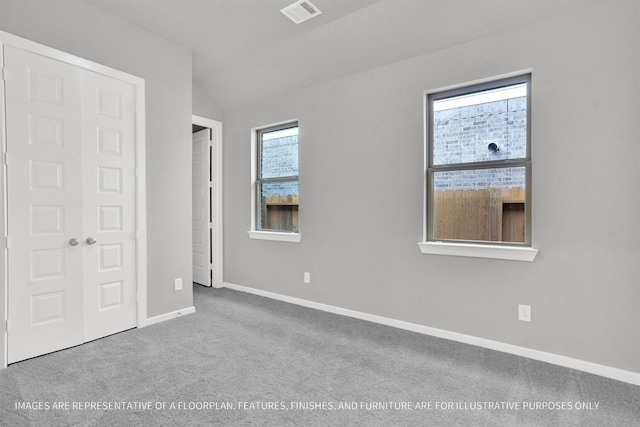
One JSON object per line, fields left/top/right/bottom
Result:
{"left": 0, "top": 31, "right": 148, "bottom": 368}
{"left": 192, "top": 115, "right": 223, "bottom": 288}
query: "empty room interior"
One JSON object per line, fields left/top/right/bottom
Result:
{"left": 0, "top": 0, "right": 639, "bottom": 425}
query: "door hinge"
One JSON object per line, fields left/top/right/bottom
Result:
{"left": 5, "top": 236, "right": 10, "bottom": 249}
{"left": 3, "top": 152, "right": 8, "bottom": 166}
{"left": 1, "top": 68, "right": 6, "bottom": 81}
{"left": 208, "top": 222, "right": 213, "bottom": 229}
{"left": 5, "top": 319, "right": 9, "bottom": 333}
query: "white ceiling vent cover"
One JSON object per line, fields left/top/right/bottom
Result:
{"left": 281, "top": 0, "right": 322, "bottom": 24}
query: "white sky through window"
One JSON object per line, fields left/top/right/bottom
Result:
{"left": 262, "top": 127, "right": 298, "bottom": 141}
{"left": 434, "top": 83, "right": 526, "bottom": 112}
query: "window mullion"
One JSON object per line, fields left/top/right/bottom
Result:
{"left": 257, "top": 176, "right": 299, "bottom": 184}
{"left": 430, "top": 159, "right": 528, "bottom": 173}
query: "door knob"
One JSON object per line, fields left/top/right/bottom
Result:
{"left": 69, "top": 238, "right": 80, "bottom": 246}
{"left": 86, "top": 237, "right": 97, "bottom": 245}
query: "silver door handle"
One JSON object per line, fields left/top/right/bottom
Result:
{"left": 69, "top": 238, "right": 80, "bottom": 246}
{"left": 86, "top": 237, "right": 97, "bottom": 245}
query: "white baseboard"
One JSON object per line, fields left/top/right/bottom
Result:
{"left": 142, "top": 306, "right": 195, "bottom": 327}
{"left": 223, "top": 282, "right": 640, "bottom": 386}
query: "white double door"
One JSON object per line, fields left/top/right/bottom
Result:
{"left": 5, "top": 46, "right": 137, "bottom": 363}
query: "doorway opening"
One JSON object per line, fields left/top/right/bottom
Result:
{"left": 191, "top": 115, "right": 223, "bottom": 288}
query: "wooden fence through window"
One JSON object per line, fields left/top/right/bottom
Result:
{"left": 433, "top": 187, "right": 525, "bottom": 242}
{"left": 263, "top": 195, "right": 299, "bottom": 232}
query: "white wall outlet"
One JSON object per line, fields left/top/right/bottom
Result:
{"left": 174, "top": 278, "right": 183, "bottom": 291}
{"left": 303, "top": 272, "right": 311, "bottom": 284}
{"left": 518, "top": 304, "right": 531, "bottom": 322}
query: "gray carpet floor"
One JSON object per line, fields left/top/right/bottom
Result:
{"left": 0, "top": 285, "right": 639, "bottom": 426}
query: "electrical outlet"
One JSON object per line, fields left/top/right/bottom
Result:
{"left": 518, "top": 304, "right": 531, "bottom": 322}
{"left": 303, "top": 272, "right": 311, "bottom": 284}
{"left": 174, "top": 278, "right": 183, "bottom": 291}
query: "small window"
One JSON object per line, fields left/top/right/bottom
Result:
{"left": 427, "top": 74, "right": 531, "bottom": 245}
{"left": 256, "top": 122, "right": 299, "bottom": 233}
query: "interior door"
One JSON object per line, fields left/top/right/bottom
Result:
{"left": 81, "top": 68, "right": 137, "bottom": 342}
{"left": 5, "top": 46, "right": 85, "bottom": 363}
{"left": 192, "top": 129, "right": 212, "bottom": 286}
{"left": 5, "top": 46, "right": 137, "bottom": 363}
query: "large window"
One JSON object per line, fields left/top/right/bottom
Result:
{"left": 427, "top": 74, "right": 531, "bottom": 246}
{"left": 256, "top": 122, "right": 299, "bottom": 233}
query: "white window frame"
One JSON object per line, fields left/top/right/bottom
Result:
{"left": 248, "top": 119, "right": 301, "bottom": 243}
{"left": 418, "top": 70, "right": 538, "bottom": 262}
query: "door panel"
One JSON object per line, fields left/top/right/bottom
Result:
{"left": 81, "top": 70, "right": 137, "bottom": 342}
{"left": 6, "top": 47, "right": 84, "bottom": 363}
{"left": 192, "top": 129, "right": 211, "bottom": 286}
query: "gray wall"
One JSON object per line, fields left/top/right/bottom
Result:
{"left": 223, "top": 1, "right": 640, "bottom": 372}
{"left": 193, "top": 80, "right": 223, "bottom": 122}
{"left": 0, "top": 0, "right": 195, "bottom": 329}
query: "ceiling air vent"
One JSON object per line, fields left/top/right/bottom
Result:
{"left": 281, "top": 0, "right": 322, "bottom": 24}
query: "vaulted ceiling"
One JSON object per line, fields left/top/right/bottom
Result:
{"left": 84, "top": 0, "right": 600, "bottom": 112}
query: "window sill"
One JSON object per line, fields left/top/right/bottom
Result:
{"left": 247, "top": 231, "right": 302, "bottom": 243}
{"left": 418, "top": 241, "right": 538, "bottom": 262}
